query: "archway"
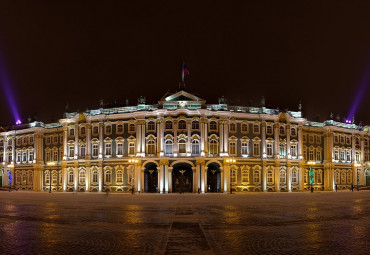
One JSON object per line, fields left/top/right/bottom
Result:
{"left": 365, "top": 168, "right": 370, "bottom": 186}
{"left": 144, "top": 163, "right": 158, "bottom": 193}
{"left": 172, "top": 163, "right": 193, "bottom": 193}
{"left": 207, "top": 163, "right": 221, "bottom": 192}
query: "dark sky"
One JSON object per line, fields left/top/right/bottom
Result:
{"left": 1, "top": 0, "right": 370, "bottom": 126}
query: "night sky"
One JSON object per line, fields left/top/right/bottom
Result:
{"left": 1, "top": 1, "right": 370, "bottom": 126}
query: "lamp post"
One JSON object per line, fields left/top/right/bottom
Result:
{"left": 307, "top": 161, "right": 316, "bottom": 192}
{"left": 355, "top": 163, "right": 361, "bottom": 191}
{"left": 49, "top": 170, "right": 52, "bottom": 193}
{"left": 129, "top": 158, "right": 139, "bottom": 194}
{"left": 226, "top": 158, "right": 236, "bottom": 194}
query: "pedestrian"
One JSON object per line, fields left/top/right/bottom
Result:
{"left": 335, "top": 184, "right": 338, "bottom": 192}
{"left": 310, "top": 186, "right": 313, "bottom": 193}
{"left": 351, "top": 184, "right": 354, "bottom": 192}
{"left": 198, "top": 187, "right": 200, "bottom": 194}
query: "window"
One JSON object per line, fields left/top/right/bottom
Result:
{"left": 279, "top": 126, "right": 285, "bottom": 135}
{"left": 346, "top": 136, "right": 351, "bottom": 145}
{"left": 68, "top": 171, "right": 74, "bottom": 184}
{"left": 116, "top": 170, "right": 123, "bottom": 183}
{"left": 92, "top": 144, "right": 99, "bottom": 157}
{"left": 117, "top": 124, "right": 123, "bottom": 133}
{"left": 80, "top": 144, "right": 86, "bottom": 158}
{"left": 117, "top": 143, "right": 123, "bottom": 156}
{"left": 165, "top": 140, "right": 173, "bottom": 155}
{"left": 53, "top": 150, "right": 58, "bottom": 161}
{"left": 93, "top": 126, "right": 99, "bottom": 135}
{"left": 316, "top": 135, "right": 321, "bottom": 144}
{"left": 253, "top": 124, "right": 260, "bottom": 133}
{"left": 147, "top": 140, "right": 156, "bottom": 155}
{"left": 210, "top": 121, "right": 217, "bottom": 131}
{"left": 92, "top": 170, "right": 98, "bottom": 184}
{"left": 303, "top": 134, "right": 307, "bottom": 143}
{"left": 309, "top": 149, "right": 314, "bottom": 161}
{"left": 292, "top": 170, "right": 298, "bottom": 183}
{"left": 79, "top": 170, "right": 86, "bottom": 185}
{"left": 291, "top": 144, "right": 297, "bottom": 157}
{"left": 192, "top": 140, "right": 200, "bottom": 155}
{"left": 334, "top": 135, "right": 339, "bottom": 143}
{"left": 8, "top": 139, "right": 12, "bottom": 146}
{"left": 316, "top": 170, "right": 322, "bottom": 184}
{"left": 341, "top": 171, "right": 346, "bottom": 184}
{"left": 165, "top": 121, "right": 173, "bottom": 130}
{"left": 30, "top": 136, "right": 34, "bottom": 143}
{"left": 192, "top": 121, "right": 199, "bottom": 130}
{"left": 253, "top": 143, "right": 260, "bottom": 156}
{"left": 0, "top": 153, "right": 3, "bottom": 163}
{"left": 129, "top": 142, "right": 135, "bottom": 155}
{"left": 340, "top": 136, "right": 344, "bottom": 144}
{"left": 291, "top": 128, "right": 296, "bottom": 136}
{"left": 16, "top": 151, "right": 21, "bottom": 162}
{"left": 335, "top": 171, "right": 340, "bottom": 184}
{"left": 267, "top": 170, "right": 273, "bottom": 184}
{"left": 147, "top": 121, "right": 155, "bottom": 131}
{"left": 23, "top": 137, "right": 27, "bottom": 144}
{"left": 209, "top": 139, "right": 218, "bottom": 155}
{"left": 266, "top": 125, "right": 273, "bottom": 135}
{"left": 178, "top": 120, "right": 186, "bottom": 130}
{"left": 69, "top": 128, "right": 74, "bottom": 136}
{"left": 309, "top": 135, "right": 314, "bottom": 143}
{"left": 340, "top": 150, "right": 345, "bottom": 161}
{"left": 53, "top": 136, "right": 58, "bottom": 144}
{"left": 280, "top": 170, "right": 286, "bottom": 184}
{"left": 105, "top": 143, "right": 112, "bottom": 156}
{"left": 52, "top": 171, "right": 57, "bottom": 184}
{"left": 129, "top": 124, "right": 135, "bottom": 132}
{"left": 241, "top": 142, "right": 248, "bottom": 155}
{"left": 229, "top": 123, "right": 236, "bottom": 132}
{"left": 279, "top": 143, "right": 286, "bottom": 158}
{"left": 29, "top": 150, "right": 34, "bottom": 162}
{"left": 0, "top": 140, "right": 3, "bottom": 147}
{"left": 316, "top": 149, "right": 321, "bottom": 161}
{"left": 8, "top": 152, "right": 12, "bottom": 162}
{"left": 105, "top": 170, "right": 111, "bottom": 183}
{"left": 241, "top": 123, "right": 248, "bottom": 133}
{"left": 178, "top": 138, "right": 186, "bottom": 153}
{"left": 46, "top": 137, "right": 51, "bottom": 144}
{"left": 355, "top": 151, "right": 360, "bottom": 162}
{"left": 241, "top": 169, "right": 249, "bottom": 184}
{"left": 231, "top": 168, "right": 237, "bottom": 184}
{"left": 253, "top": 170, "right": 260, "bottom": 183}
{"left": 105, "top": 125, "right": 112, "bottom": 134}
{"left": 45, "top": 151, "right": 51, "bottom": 162}
{"left": 69, "top": 145, "right": 74, "bottom": 158}
{"left": 229, "top": 141, "right": 236, "bottom": 155}
{"left": 334, "top": 149, "right": 339, "bottom": 161}
{"left": 80, "top": 126, "right": 86, "bottom": 135}
{"left": 267, "top": 143, "right": 273, "bottom": 157}
{"left": 22, "top": 151, "right": 27, "bottom": 162}
{"left": 346, "top": 149, "right": 351, "bottom": 161}
{"left": 45, "top": 171, "right": 50, "bottom": 185}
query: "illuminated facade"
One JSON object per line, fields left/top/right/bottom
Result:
{"left": 1, "top": 89, "right": 370, "bottom": 192}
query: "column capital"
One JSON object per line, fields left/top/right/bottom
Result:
{"left": 196, "top": 158, "right": 205, "bottom": 165}
{"left": 159, "top": 159, "right": 169, "bottom": 166}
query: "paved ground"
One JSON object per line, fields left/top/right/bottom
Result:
{"left": 0, "top": 191, "right": 369, "bottom": 255}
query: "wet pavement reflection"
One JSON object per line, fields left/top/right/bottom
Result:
{"left": 0, "top": 191, "right": 369, "bottom": 254}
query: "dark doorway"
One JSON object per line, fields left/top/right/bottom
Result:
{"left": 366, "top": 169, "right": 370, "bottom": 186}
{"left": 207, "top": 163, "right": 221, "bottom": 192}
{"left": 172, "top": 163, "right": 193, "bottom": 193}
{"left": 144, "top": 163, "right": 158, "bottom": 193}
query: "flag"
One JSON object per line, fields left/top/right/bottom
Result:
{"left": 182, "top": 62, "right": 189, "bottom": 82}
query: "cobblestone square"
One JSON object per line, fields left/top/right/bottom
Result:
{"left": 0, "top": 191, "right": 369, "bottom": 254}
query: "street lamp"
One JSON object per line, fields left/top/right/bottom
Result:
{"left": 354, "top": 163, "right": 361, "bottom": 191}
{"left": 226, "top": 158, "right": 236, "bottom": 194}
{"left": 129, "top": 158, "right": 139, "bottom": 194}
{"left": 307, "top": 161, "right": 316, "bottom": 192}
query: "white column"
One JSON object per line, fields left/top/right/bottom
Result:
{"left": 3, "top": 136, "right": 8, "bottom": 164}
{"left": 141, "top": 123, "right": 146, "bottom": 156}
{"left": 262, "top": 122, "right": 266, "bottom": 157}
{"left": 168, "top": 167, "right": 172, "bottom": 193}
{"left": 192, "top": 167, "right": 196, "bottom": 192}
{"left": 160, "top": 120, "right": 165, "bottom": 155}
{"left": 157, "top": 120, "right": 161, "bottom": 156}
{"left": 204, "top": 121, "right": 208, "bottom": 156}
{"left": 224, "top": 164, "right": 229, "bottom": 193}
{"left": 352, "top": 134, "right": 356, "bottom": 162}
{"left": 262, "top": 161, "right": 267, "bottom": 191}
{"left": 86, "top": 125, "right": 91, "bottom": 159}
{"left": 187, "top": 120, "right": 191, "bottom": 156}
{"left": 98, "top": 166, "right": 103, "bottom": 191}
{"left": 286, "top": 124, "right": 291, "bottom": 159}
{"left": 62, "top": 167, "right": 67, "bottom": 191}
{"left": 204, "top": 166, "right": 208, "bottom": 192}
{"left": 157, "top": 166, "right": 162, "bottom": 193}
{"left": 200, "top": 119, "right": 205, "bottom": 156}
{"left": 298, "top": 125, "right": 303, "bottom": 159}
{"left": 220, "top": 167, "right": 224, "bottom": 192}
{"left": 195, "top": 163, "right": 200, "bottom": 192}
{"left": 287, "top": 164, "right": 292, "bottom": 192}
{"left": 74, "top": 167, "right": 78, "bottom": 191}
{"left": 275, "top": 163, "right": 280, "bottom": 191}
{"left": 74, "top": 124, "right": 79, "bottom": 159}
{"left": 274, "top": 123, "right": 279, "bottom": 159}
{"left": 219, "top": 121, "right": 224, "bottom": 154}
{"left": 99, "top": 123, "right": 103, "bottom": 158}
{"left": 85, "top": 166, "right": 90, "bottom": 191}
{"left": 63, "top": 127, "right": 68, "bottom": 160}
{"left": 173, "top": 120, "right": 178, "bottom": 156}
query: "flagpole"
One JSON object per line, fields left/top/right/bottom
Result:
{"left": 181, "top": 60, "right": 184, "bottom": 83}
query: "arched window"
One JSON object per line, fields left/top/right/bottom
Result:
{"left": 279, "top": 126, "right": 285, "bottom": 135}
{"left": 229, "top": 123, "right": 236, "bottom": 132}
{"left": 116, "top": 170, "right": 123, "bottom": 183}
{"left": 165, "top": 140, "right": 173, "bottom": 155}
{"left": 346, "top": 170, "right": 352, "bottom": 184}
{"left": 92, "top": 143, "right": 99, "bottom": 157}
{"left": 92, "top": 170, "right": 98, "bottom": 184}
{"left": 105, "top": 170, "right": 111, "bottom": 183}
{"left": 279, "top": 143, "right": 286, "bottom": 158}
{"left": 266, "top": 125, "right": 273, "bottom": 134}
{"left": 178, "top": 120, "right": 186, "bottom": 130}
{"left": 117, "top": 142, "right": 124, "bottom": 156}
{"left": 241, "top": 123, "right": 248, "bottom": 132}
{"left": 191, "top": 139, "right": 200, "bottom": 155}
{"left": 241, "top": 141, "right": 248, "bottom": 155}
{"left": 192, "top": 120, "right": 199, "bottom": 130}
{"left": 147, "top": 121, "right": 155, "bottom": 131}
{"left": 117, "top": 124, "right": 123, "bottom": 133}
{"left": 280, "top": 170, "right": 286, "bottom": 184}
{"left": 165, "top": 121, "right": 173, "bottom": 130}
{"left": 241, "top": 169, "right": 249, "bottom": 184}
{"left": 267, "top": 170, "right": 273, "bottom": 184}
{"left": 229, "top": 141, "right": 236, "bottom": 155}
{"left": 105, "top": 125, "right": 112, "bottom": 134}
{"left": 79, "top": 170, "right": 86, "bottom": 185}
{"left": 129, "top": 123, "right": 135, "bottom": 132}
{"left": 80, "top": 144, "right": 86, "bottom": 158}
{"left": 292, "top": 169, "right": 298, "bottom": 184}
{"left": 147, "top": 139, "right": 156, "bottom": 155}
{"left": 80, "top": 126, "right": 86, "bottom": 135}
{"left": 178, "top": 138, "right": 186, "bottom": 153}
{"left": 68, "top": 171, "right": 74, "bottom": 184}
{"left": 128, "top": 142, "right": 135, "bottom": 155}
{"left": 52, "top": 171, "right": 57, "bottom": 184}
{"left": 266, "top": 143, "right": 273, "bottom": 157}
{"left": 231, "top": 167, "right": 237, "bottom": 184}
{"left": 253, "top": 170, "right": 260, "bottom": 184}
{"left": 334, "top": 170, "right": 340, "bottom": 184}
{"left": 210, "top": 121, "right": 217, "bottom": 131}
{"left": 209, "top": 139, "right": 218, "bottom": 155}
{"left": 105, "top": 143, "right": 112, "bottom": 156}
{"left": 316, "top": 170, "right": 322, "bottom": 184}
{"left": 341, "top": 171, "right": 346, "bottom": 184}
{"left": 290, "top": 127, "right": 296, "bottom": 136}
{"left": 93, "top": 126, "right": 99, "bottom": 135}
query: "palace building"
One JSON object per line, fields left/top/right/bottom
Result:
{"left": 0, "top": 88, "right": 370, "bottom": 193}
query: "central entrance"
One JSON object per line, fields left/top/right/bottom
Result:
{"left": 172, "top": 163, "right": 193, "bottom": 193}
{"left": 144, "top": 163, "right": 158, "bottom": 193}
{"left": 207, "top": 163, "right": 221, "bottom": 192}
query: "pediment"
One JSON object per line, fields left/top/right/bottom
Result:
{"left": 162, "top": 90, "right": 204, "bottom": 102}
